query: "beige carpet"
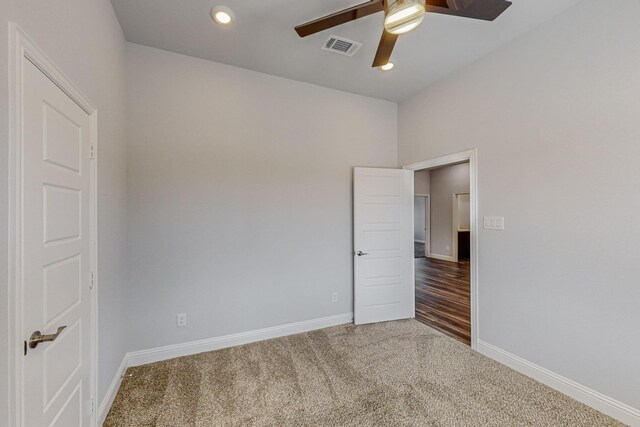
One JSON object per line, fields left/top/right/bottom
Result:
{"left": 105, "top": 320, "right": 622, "bottom": 426}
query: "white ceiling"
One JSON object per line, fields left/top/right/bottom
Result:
{"left": 111, "top": 0, "right": 581, "bottom": 102}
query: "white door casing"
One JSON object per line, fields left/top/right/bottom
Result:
{"left": 9, "top": 25, "right": 98, "bottom": 427}
{"left": 403, "top": 149, "right": 478, "bottom": 350}
{"left": 424, "top": 195, "right": 430, "bottom": 257}
{"left": 413, "top": 196, "right": 426, "bottom": 243}
{"left": 353, "top": 168, "right": 414, "bottom": 325}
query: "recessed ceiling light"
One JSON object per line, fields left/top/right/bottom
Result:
{"left": 379, "top": 61, "right": 395, "bottom": 71}
{"left": 211, "top": 6, "right": 234, "bottom": 25}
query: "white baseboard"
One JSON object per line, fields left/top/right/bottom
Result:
{"left": 477, "top": 340, "right": 640, "bottom": 426}
{"left": 428, "top": 253, "right": 456, "bottom": 262}
{"left": 97, "top": 313, "right": 353, "bottom": 425}
{"left": 127, "top": 312, "right": 353, "bottom": 367}
{"left": 98, "top": 356, "right": 129, "bottom": 425}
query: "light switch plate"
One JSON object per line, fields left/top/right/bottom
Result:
{"left": 484, "top": 216, "right": 505, "bottom": 230}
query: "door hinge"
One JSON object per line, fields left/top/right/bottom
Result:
{"left": 90, "top": 271, "right": 96, "bottom": 290}
{"left": 89, "top": 145, "right": 96, "bottom": 159}
{"left": 88, "top": 397, "right": 95, "bottom": 415}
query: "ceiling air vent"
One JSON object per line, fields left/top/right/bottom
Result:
{"left": 322, "top": 35, "right": 362, "bottom": 57}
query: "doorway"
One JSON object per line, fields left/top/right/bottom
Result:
{"left": 404, "top": 150, "right": 477, "bottom": 349}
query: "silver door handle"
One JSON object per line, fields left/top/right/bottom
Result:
{"left": 356, "top": 251, "right": 369, "bottom": 256}
{"left": 29, "top": 326, "right": 66, "bottom": 349}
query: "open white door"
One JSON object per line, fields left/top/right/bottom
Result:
{"left": 354, "top": 167, "right": 414, "bottom": 325}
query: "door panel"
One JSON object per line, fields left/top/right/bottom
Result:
{"left": 43, "top": 185, "right": 82, "bottom": 243}
{"left": 22, "top": 58, "right": 92, "bottom": 427}
{"left": 50, "top": 384, "right": 82, "bottom": 427}
{"left": 362, "top": 230, "right": 401, "bottom": 251}
{"left": 43, "top": 255, "right": 82, "bottom": 326}
{"left": 43, "top": 321, "right": 81, "bottom": 408}
{"left": 354, "top": 168, "right": 414, "bottom": 325}
{"left": 43, "top": 102, "right": 83, "bottom": 173}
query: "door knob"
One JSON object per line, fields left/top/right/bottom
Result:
{"left": 29, "top": 326, "right": 66, "bottom": 349}
{"left": 356, "top": 251, "right": 369, "bottom": 256}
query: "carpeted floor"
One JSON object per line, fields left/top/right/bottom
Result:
{"left": 105, "top": 320, "right": 622, "bottom": 426}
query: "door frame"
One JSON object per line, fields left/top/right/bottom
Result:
{"left": 403, "top": 149, "right": 478, "bottom": 350}
{"left": 8, "top": 23, "right": 99, "bottom": 426}
{"left": 414, "top": 194, "right": 430, "bottom": 257}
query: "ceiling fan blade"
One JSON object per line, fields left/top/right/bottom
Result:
{"left": 295, "top": 0, "right": 384, "bottom": 37}
{"left": 372, "top": 30, "right": 398, "bottom": 67}
{"left": 426, "top": 0, "right": 512, "bottom": 21}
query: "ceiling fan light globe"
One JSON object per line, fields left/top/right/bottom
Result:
{"left": 389, "top": 19, "right": 423, "bottom": 35}
{"left": 384, "top": 0, "right": 426, "bottom": 35}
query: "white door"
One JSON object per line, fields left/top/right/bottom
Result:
{"left": 354, "top": 168, "right": 414, "bottom": 325}
{"left": 21, "top": 58, "right": 94, "bottom": 426}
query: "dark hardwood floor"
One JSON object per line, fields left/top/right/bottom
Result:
{"left": 414, "top": 243, "right": 471, "bottom": 345}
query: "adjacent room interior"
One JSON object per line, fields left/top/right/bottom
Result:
{"left": 2, "top": 0, "right": 640, "bottom": 426}
{"left": 414, "top": 162, "right": 472, "bottom": 346}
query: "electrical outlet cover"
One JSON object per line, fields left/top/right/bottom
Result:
{"left": 176, "top": 313, "right": 187, "bottom": 327}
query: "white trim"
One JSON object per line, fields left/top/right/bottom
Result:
{"left": 97, "top": 313, "right": 353, "bottom": 424}
{"left": 452, "top": 194, "right": 458, "bottom": 262}
{"left": 128, "top": 312, "right": 353, "bottom": 367}
{"left": 477, "top": 341, "right": 640, "bottom": 426}
{"left": 97, "top": 357, "right": 128, "bottom": 425}
{"left": 428, "top": 253, "right": 456, "bottom": 262}
{"left": 8, "top": 23, "right": 99, "bottom": 427}
{"left": 413, "top": 193, "right": 430, "bottom": 256}
{"left": 403, "top": 150, "right": 472, "bottom": 172}
{"left": 425, "top": 194, "right": 431, "bottom": 257}
{"left": 404, "top": 149, "right": 478, "bottom": 350}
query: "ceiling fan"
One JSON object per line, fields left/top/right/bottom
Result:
{"left": 295, "top": 0, "right": 512, "bottom": 68}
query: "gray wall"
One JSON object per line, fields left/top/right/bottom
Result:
{"left": 398, "top": 0, "right": 640, "bottom": 410}
{"left": 414, "top": 169, "right": 431, "bottom": 195}
{"left": 457, "top": 194, "right": 470, "bottom": 231}
{"left": 429, "top": 164, "right": 470, "bottom": 258}
{"left": 124, "top": 44, "right": 397, "bottom": 352}
{"left": 0, "top": 0, "right": 129, "bottom": 418}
